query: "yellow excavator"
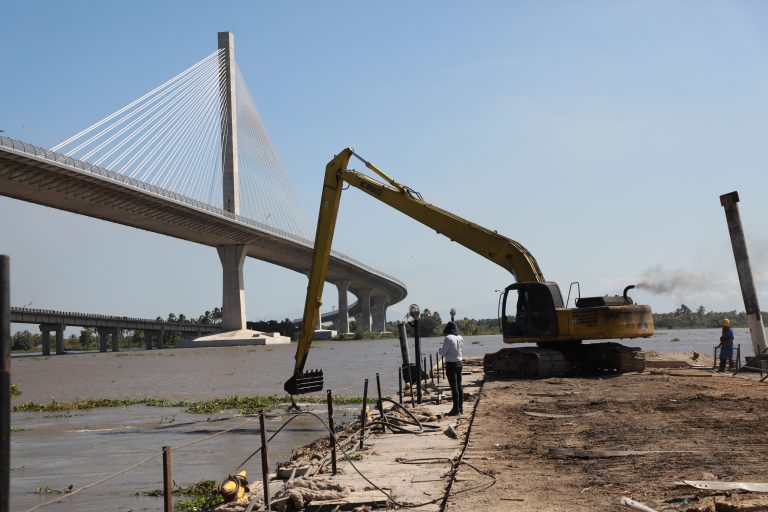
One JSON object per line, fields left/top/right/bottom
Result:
{"left": 284, "top": 148, "right": 654, "bottom": 394}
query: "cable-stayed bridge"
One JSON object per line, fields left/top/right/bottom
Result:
{"left": 0, "top": 33, "right": 406, "bottom": 337}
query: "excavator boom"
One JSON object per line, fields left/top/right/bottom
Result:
{"left": 285, "top": 148, "right": 545, "bottom": 394}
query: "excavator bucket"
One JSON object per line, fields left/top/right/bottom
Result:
{"left": 284, "top": 369, "right": 324, "bottom": 395}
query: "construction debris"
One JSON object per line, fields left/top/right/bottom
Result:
{"left": 272, "top": 478, "right": 351, "bottom": 511}
{"left": 620, "top": 496, "right": 658, "bottom": 512}
{"left": 677, "top": 481, "right": 768, "bottom": 493}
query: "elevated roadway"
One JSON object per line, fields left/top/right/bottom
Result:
{"left": 0, "top": 136, "right": 406, "bottom": 330}
{"left": 10, "top": 306, "right": 221, "bottom": 355}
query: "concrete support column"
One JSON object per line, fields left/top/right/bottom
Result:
{"left": 217, "top": 245, "right": 247, "bottom": 331}
{"left": 54, "top": 324, "right": 64, "bottom": 355}
{"left": 334, "top": 281, "right": 351, "bottom": 334}
{"left": 111, "top": 327, "right": 121, "bottom": 352}
{"left": 145, "top": 330, "right": 154, "bottom": 350}
{"left": 356, "top": 288, "right": 372, "bottom": 333}
{"left": 41, "top": 323, "right": 65, "bottom": 355}
{"left": 720, "top": 191, "right": 768, "bottom": 354}
{"left": 97, "top": 328, "right": 109, "bottom": 353}
{"left": 159, "top": 328, "right": 165, "bottom": 349}
{"left": 39, "top": 325, "right": 51, "bottom": 356}
{"left": 371, "top": 296, "right": 389, "bottom": 333}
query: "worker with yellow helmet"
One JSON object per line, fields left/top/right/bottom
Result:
{"left": 717, "top": 318, "right": 734, "bottom": 372}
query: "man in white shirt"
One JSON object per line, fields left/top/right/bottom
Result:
{"left": 439, "top": 321, "right": 464, "bottom": 416}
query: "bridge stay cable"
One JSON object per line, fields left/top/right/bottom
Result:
{"left": 49, "top": 49, "right": 312, "bottom": 240}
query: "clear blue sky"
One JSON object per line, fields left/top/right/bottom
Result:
{"left": 2, "top": 1, "right": 768, "bottom": 326}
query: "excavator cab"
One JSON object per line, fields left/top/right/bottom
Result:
{"left": 501, "top": 282, "right": 564, "bottom": 339}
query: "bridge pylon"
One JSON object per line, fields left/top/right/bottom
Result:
{"left": 217, "top": 31, "right": 247, "bottom": 331}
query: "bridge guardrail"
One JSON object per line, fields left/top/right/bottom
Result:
{"left": 10, "top": 307, "right": 220, "bottom": 328}
{"left": 0, "top": 135, "right": 406, "bottom": 291}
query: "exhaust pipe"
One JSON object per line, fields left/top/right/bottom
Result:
{"left": 623, "top": 285, "right": 635, "bottom": 304}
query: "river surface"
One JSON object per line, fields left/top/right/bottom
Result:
{"left": 9, "top": 328, "right": 752, "bottom": 511}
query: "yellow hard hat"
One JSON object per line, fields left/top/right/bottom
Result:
{"left": 720, "top": 318, "right": 731, "bottom": 327}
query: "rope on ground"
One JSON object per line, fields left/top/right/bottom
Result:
{"left": 23, "top": 417, "right": 255, "bottom": 512}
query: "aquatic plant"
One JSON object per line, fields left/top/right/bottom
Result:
{"left": 141, "top": 480, "right": 223, "bottom": 512}
{"left": 12, "top": 394, "right": 364, "bottom": 414}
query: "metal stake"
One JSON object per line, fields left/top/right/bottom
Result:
{"left": 1, "top": 256, "right": 10, "bottom": 512}
{"left": 737, "top": 344, "right": 741, "bottom": 370}
{"left": 360, "top": 379, "right": 368, "bottom": 449}
{"left": 162, "top": 446, "right": 173, "bottom": 512}
{"left": 259, "top": 412, "right": 270, "bottom": 510}
{"left": 326, "top": 390, "right": 337, "bottom": 475}
{"left": 398, "top": 367, "right": 403, "bottom": 405}
{"left": 414, "top": 319, "right": 422, "bottom": 404}
{"left": 713, "top": 346, "right": 717, "bottom": 371}
{"left": 429, "top": 354, "right": 435, "bottom": 385}
{"left": 423, "top": 356, "right": 428, "bottom": 386}
{"left": 436, "top": 352, "right": 441, "bottom": 384}
{"left": 375, "top": 372, "right": 384, "bottom": 428}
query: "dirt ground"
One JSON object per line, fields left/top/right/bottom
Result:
{"left": 447, "top": 364, "right": 768, "bottom": 511}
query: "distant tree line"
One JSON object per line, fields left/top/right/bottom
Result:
{"left": 652, "top": 304, "right": 764, "bottom": 329}
{"left": 246, "top": 319, "right": 297, "bottom": 338}
{"left": 12, "top": 303, "right": 763, "bottom": 352}
{"left": 384, "top": 309, "right": 501, "bottom": 338}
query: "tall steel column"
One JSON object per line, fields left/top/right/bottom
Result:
{"left": 218, "top": 31, "right": 247, "bottom": 331}
{"left": 720, "top": 191, "right": 768, "bottom": 354}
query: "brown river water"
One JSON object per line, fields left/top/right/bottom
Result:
{"left": 9, "top": 329, "right": 750, "bottom": 511}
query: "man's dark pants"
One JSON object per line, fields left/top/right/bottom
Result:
{"left": 445, "top": 361, "right": 463, "bottom": 413}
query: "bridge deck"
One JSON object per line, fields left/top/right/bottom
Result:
{"left": 0, "top": 136, "right": 407, "bottom": 315}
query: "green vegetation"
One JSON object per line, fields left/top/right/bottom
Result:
{"left": 652, "top": 305, "right": 763, "bottom": 329}
{"left": 36, "top": 484, "right": 73, "bottom": 495}
{"left": 175, "top": 494, "right": 223, "bottom": 512}
{"left": 10, "top": 384, "right": 21, "bottom": 397}
{"left": 171, "top": 481, "right": 223, "bottom": 512}
{"left": 246, "top": 318, "right": 297, "bottom": 338}
{"left": 13, "top": 394, "right": 363, "bottom": 414}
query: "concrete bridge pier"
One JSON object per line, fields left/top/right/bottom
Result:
{"left": 144, "top": 329, "right": 165, "bottom": 349}
{"left": 40, "top": 323, "right": 65, "bottom": 355}
{"left": 371, "top": 295, "right": 389, "bottom": 333}
{"left": 40, "top": 325, "right": 50, "bottom": 356}
{"left": 145, "top": 330, "right": 155, "bottom": 350}
{"left": 111, "top": 327, "right": 121, "bottom": 352}
{"left": 356, "top": 288, "right": 372, "bottom": 333}
{"left": 97, "top": 328, "right": 109, "bottom": 352}
{"left": 335, "top": 280, "right": 350, "bottom": 334}
{"left": 218, "top": 245, "right": 247, "bottom": 331}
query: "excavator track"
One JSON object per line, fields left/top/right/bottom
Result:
{"left": 484, "top": 347, "right": 571, "bottom": 378}
{"left": 573, "top": 342, "right": 645, "bottom": 373}
{"left": 483, "top": 343, "right": 645, "bottom": 378}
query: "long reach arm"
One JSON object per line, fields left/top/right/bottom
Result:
{"left": 285, "top": 148, "right": 544, "bottom": 394}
